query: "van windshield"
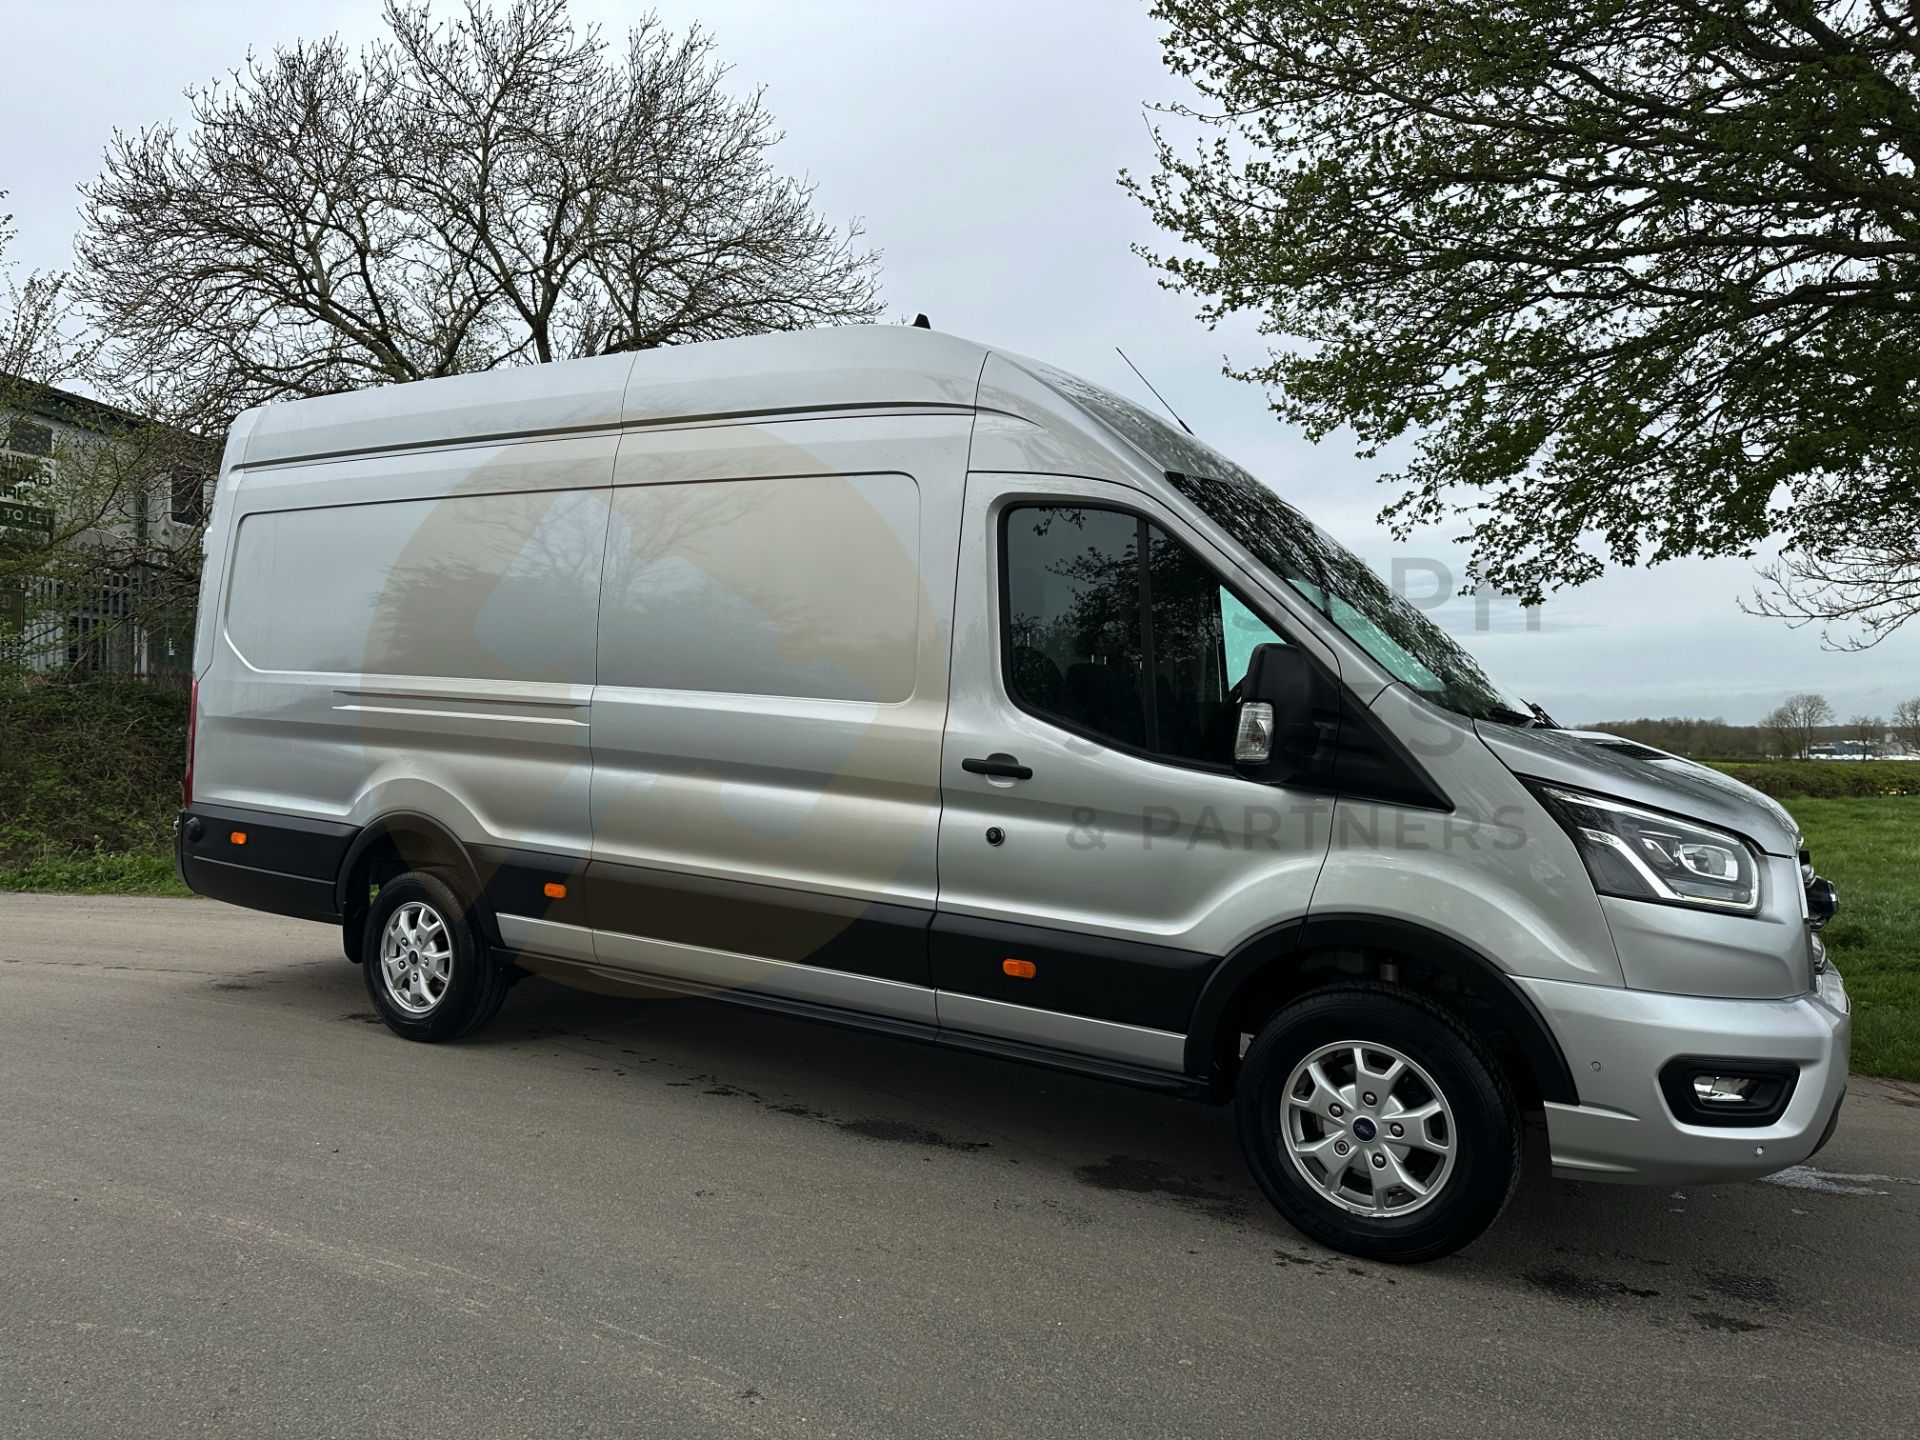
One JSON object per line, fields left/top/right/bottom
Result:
{"left": 1030, "top": 361, "right": 1531, "bottom": 723}
{"left": 1165, "top": 469, "right": 1527, "bottom": 723}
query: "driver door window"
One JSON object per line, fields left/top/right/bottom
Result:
{"left": 1001, "top": 504, "right": 1283, "bottom": 766}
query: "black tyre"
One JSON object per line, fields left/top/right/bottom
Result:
{"left": 1236, "top": 984, "right": 1520, "bottom": 1263}
{"left": 361, "top": 870, "right": 510, "bottom": 1041}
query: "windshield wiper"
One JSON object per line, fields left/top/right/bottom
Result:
{"left": 1481, "top": 704, "right": 1540, "bottom": 728}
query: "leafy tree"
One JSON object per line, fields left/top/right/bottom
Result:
{"left": 1131, "top": 2, "right": 1920, "bottom": 644}
{"left": 1764, "top": 692, "right": 1835, "bottom": 760}
{"left": 78, "top": 0, "right": 880, "bottom": 428}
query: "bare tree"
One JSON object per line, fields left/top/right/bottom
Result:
{"left": 3, "top": 194, "right": 105, "bottom": 414}
{"left": 1893, "top": 698, "right": 1920, "bottom": 756}
{"left": 1, "top": 201, "right": 85, "bottom": 393}
{"left": 1848, "top": 714, "right": 1882, "bottom": 757}
{"left": 1763, "top": 693, "right": 1835, "bottom": 762}
{"left": 0, "top": 401, "right": 213, "bottom": 681}
{"left": 4, "top": 199, "right": 212, "bottom": 679}
{"left": 77, "top": 0, "right": 881, "bottom": 425}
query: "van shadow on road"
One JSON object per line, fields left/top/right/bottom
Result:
{"left": 245, "top": 945, "right": 1920, "bottom": 1343}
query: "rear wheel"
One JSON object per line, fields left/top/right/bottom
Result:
{"left": 361, "top": 870, "right": 510, "bottom": 1041}
{"left": 1236, "top": 984, "right": 1520, "bottom": 1263}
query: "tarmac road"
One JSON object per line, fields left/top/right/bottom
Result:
{"left": 2, "top": 893, "right": 1916, "bottom": 1439}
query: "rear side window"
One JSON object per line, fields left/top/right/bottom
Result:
{"left": 1001, "top": 504, "right": 1283, "bottom": 765}
{"left": 225, "top": 488, "right": 606, "bottom": 683}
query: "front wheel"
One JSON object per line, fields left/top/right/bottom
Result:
{"left": 362, "top": 870, "right": 510, "bottom": 1041}
{"left": 1236, "top": 984, "right": 1520, "bottom": 1263}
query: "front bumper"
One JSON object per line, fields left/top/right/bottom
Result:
{"left": 1517, "top": 967, "right": 1850, "bottom": 1186}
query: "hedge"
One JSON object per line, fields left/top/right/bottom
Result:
{"left": 1708, "top": 760, "right": 1920, "bottom": 800}
{"left": 0, "top": 678, "right": 190, "bottom": 867}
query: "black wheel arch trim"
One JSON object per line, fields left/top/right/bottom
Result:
{"left": 1184, "top": 912, "right": 1578, "bottom": 1106}
{"left": 1183, "top": 917, "right": 1307, "bottom": 1080}
{"left": 333, "top": 810, "right": 499, "bottom": 944}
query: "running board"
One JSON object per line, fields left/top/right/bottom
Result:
{"left": 499, "top": 947, "right": 1211, "bottom": 1101}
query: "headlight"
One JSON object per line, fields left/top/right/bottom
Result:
{"left": 1528, "top": 784, "right": 1760, "bottom": 914}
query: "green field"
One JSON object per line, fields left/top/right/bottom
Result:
{"left": 2, "top": 683, "right": 1915, "bottom": 1076}
{"left": 1784, "top": 796, "right": 1919, "bottom": 1081}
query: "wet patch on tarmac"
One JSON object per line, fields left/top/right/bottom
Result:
{"left": 1698, "top": 1270, "right": 1784, "bottom": 1308}
{"left": 836, "top": 1118, "right": 990, "bottom": 1151}
{"left": 529, "top": 1030, "right": 1000, "bottom": 1155}
{"left": 437, "top": 1008, "right": 1039, "bottom": 1156}
{"left": 1074, "top": 1156, "right": 1251, "bottom": 1222}
{"left": 1524, "top": 1267, "right": 1661, "bottom": 1303}
{"left": 1691, "top": 1311, "right": 1766, "bottom": 1334}
{"left": 1759, "top": 1164, "right": 1918, "bottom": 1196}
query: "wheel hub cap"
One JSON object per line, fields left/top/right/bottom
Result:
{"left": 1279, "top": 1040, "right": 1458, "bottom": 1217}
{"left": 378, "top": 901, "right": 453, "bottom": 1016}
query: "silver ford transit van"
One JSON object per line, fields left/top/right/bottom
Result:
{"left": 176, "top": 326, "right": 1849, "bottom": 1261}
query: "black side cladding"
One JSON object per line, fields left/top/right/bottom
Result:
{"left": 930, "top": 912, "right": 1214, "bottom": 1032}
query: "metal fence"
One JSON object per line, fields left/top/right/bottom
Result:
{"left": 2, "top": 562, "right": 194, "bottom": 685}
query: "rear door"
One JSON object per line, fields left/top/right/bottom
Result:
{"left": 934, "top": 473, "right": 1337, "bottom": 1070}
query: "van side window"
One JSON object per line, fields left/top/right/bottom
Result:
{"left": 1003, "top": 506, "right": 1148, "bottom": 745}
{"left": 600, "top": 474, "right": 921, "bottom": 703}
{"left": 1001, "top": 504, "right": 1284, "bottom": 765}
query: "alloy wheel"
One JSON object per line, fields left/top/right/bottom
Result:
{"left": 1279, "top": 1040, "right": 1458, "bottom": 1216}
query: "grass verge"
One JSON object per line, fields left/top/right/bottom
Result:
{"left": 1788, "top": 796, "right": 1919, "bottom": 1082}
{"left": 0, "top": 846, "right": 190, "bottom": 897}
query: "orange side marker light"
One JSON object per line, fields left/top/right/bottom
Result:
{"left": 544, "top": 882, "right": 567, "bottom": 899}
{"left": 1002, "top": 958, "right": 1036, "bottom": 979}
{"left": 229, "top": 831, "right": 247, "bottom": 845}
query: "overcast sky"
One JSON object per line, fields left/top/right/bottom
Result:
{"left": 5, "top": 0, "right": 1916, "bottom": 724}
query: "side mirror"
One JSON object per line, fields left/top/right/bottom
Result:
{"left": 1234, "top": 643, "right": 1335, "bottom": 779}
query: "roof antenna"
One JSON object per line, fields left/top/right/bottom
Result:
{"left": 911, "top": 313, "right": 931, "bottom": 329}
{"left": 1115, "top": 346, "right": 1194, "bottom": 436}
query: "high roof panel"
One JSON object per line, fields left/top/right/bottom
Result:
{"left": 238, "top": 327, "right": 994, "bottom": 469}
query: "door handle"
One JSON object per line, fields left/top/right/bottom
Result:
{"left": 961, "top": 753, "right": 1033, "bottom": 781}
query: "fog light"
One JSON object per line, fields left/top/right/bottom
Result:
{"left": 1693, "top": 1075, "right": 1755, "bottom": 1105}
{"left": 1660, "top": 1058, "right": 1798, "bottom": 1127}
